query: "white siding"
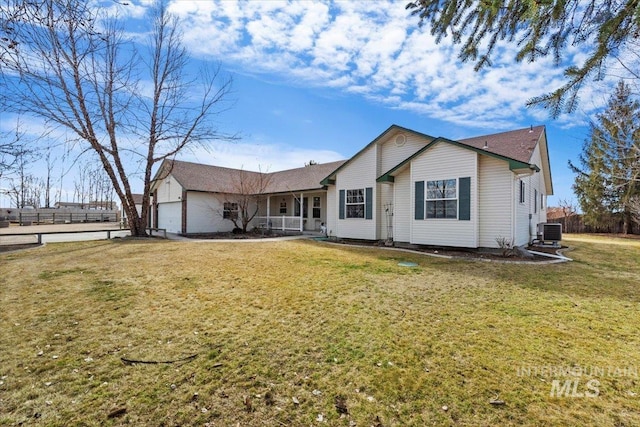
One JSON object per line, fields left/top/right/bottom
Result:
{"left": 154, "top": 175, "right": 182, "bottom": 203}
{"left": 512, "top": 144, "right": 550, "bottom": 246}
{"left": 326, "top": 186, "right": 337, "bottom": 237}
{"left": 478, "top": 156, "right": 513, "bottom": 248}
{"left": 186, "top": 192, "right": 235, "bottom": 234}
{"left": 379, "top": 132, "right": 431, "bottom": 175}
{"left": 153, "top": 174, "right": 184, "bottom": 232}
{"left": 411, "top": 142, "right": 478, "bottom": 248}
{"left": 530, "top": 145, "right": 547, "bottom": 225}
{"left": 393, "top": 169, "right": 411, "bottom": 243}
{"left": 335, "top": 145, "right": 377, "bottom": 239}
{"left": 157, "top": 202, "right": 182, "bottom": 233}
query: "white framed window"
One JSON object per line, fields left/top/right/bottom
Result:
{"left": 346, "top": 189, "right": 365, "bottom": 218}
{"left": 426, "top": 179, "right": 457, "bottom": 219}
{"left": 223, "top": 202, "right": 238, "bottom": 219}
{"left": 519, "top": 180, "right": 526, "bottom": 204}
{"left": 279, "top": 201, "right": 287, "bottom": 214}
{"left": 312, "top": 196, "right": 321, "bottom": 218}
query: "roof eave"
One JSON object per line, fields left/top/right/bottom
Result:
{"left": 509, "top": 162, "right": 539, "bottom": 172}
{"left": 377, "top": 137, "right": 538, "bottom": 182}
{"left": 322, "top": 124, "right": 436, "bottom": 185}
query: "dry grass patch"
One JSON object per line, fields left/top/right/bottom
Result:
{"left": 0, "top": 236, "right": 639, "bottom": 426}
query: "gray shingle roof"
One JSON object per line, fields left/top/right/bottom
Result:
{"left": 131, "top": 193, "right": 144, "bottom": 205}
{"left": 458, "top": 125, "right": 545, "bottom": 164}
{"left": 158, "top": 126, "right": 546, "bottom": 195}
{"left": 265, "top": 161, "right": 346, "bottom": 194}
{"left": 157, "top": 159, "right": 346, "bottom": 195}
{"left": 322, "top": 124, "right": 547, "bottom": 185}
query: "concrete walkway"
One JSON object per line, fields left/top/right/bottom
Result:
{"left": 0, "top": 223, "right": 319, "bottom": 244}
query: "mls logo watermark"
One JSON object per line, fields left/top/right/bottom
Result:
{"left": 550, "top": 379, "right": 600, "bottom": 398}
{"left": 517, "top": 365, "right": 637, "bottom": 398}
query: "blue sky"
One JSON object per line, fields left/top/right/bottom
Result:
{"left": 1, "top": 0, "right": 625, "bottom": 207}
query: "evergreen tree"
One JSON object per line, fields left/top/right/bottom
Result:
{"left": 406, "top": 0, "right": 640, "bottom": 117}
{"left": 570, "top": 81, "right": 640, "bottom": 234}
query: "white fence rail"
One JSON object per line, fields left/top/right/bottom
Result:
{"left": 252, "top": 216, "right": 303, "bottom": 231}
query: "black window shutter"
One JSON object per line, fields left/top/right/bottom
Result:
{"left": 415, "top": 181, "right": 424, "bottom": 220}
{"left": 339, "top": 190, "right": 345, "bottom": 219}
{"left": 365, "top": 187, "right": 373, "bottom": 220}
{"left": 459, "top": 177, "right": 471, "bottom": 221}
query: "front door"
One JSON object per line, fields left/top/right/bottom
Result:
{"left": 294, "top": 197, "right": 308, "bottom": 218}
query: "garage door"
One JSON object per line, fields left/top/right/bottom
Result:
{"left": 158, "top": 202, "right": 182, "bottom": 234}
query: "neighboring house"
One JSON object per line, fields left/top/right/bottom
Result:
{"left": 121, "top": 193, "right": 150, "bottom": 227}
{"left": 150, "top": 160, "right": 346, "bottom": 234}
{"left": 150, "top": 124, "right": 553, "bottom": 248}
{"left": 321, "top": 124, "right": 553, "bottom": 248}
{"left": 545, "top": 207, "right": 567, "bottom": 221}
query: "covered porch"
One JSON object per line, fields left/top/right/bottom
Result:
{"left": 252, "top": 190, "right": 328, "bottom": 232}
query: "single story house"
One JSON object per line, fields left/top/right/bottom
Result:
{"left": 151, "top": 124, "right": 553, "bottom": 248}
{"left": 150, "top": 160, "right": 345, "bottom": 234}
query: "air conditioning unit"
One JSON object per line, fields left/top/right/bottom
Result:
{"left": 537, "top": 222, "right": 562, "bottom": 245}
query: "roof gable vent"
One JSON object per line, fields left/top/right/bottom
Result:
{"left": 394, "top": 134, "right": 406, "bottom": 147}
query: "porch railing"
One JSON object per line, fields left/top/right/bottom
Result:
{"left": 252, "top": 216, "right": 304, "bottom": 232}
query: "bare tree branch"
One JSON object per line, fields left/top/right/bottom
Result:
{"left": 217, "top": 167, "right": 272, "bottom": 233}
{"left": 1, "top": 0, "right": 235, "bottom": 236}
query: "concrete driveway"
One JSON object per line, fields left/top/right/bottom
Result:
{"left": 0, "top": 222, "right": 130, "bottom": 244}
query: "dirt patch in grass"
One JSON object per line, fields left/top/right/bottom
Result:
{"left": 183, "top": 230, "right": 302, "bottom": 239}
{"left": 1, "top": 238, "right": 639, "bottom": 426}
{"left": 0, "top": 243, "right": 41, "bottom": 253}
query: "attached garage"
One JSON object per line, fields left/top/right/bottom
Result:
{"left": 157, "top": 202, "right": 182, "bottom": 234}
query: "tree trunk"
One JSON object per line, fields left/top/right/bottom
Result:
{"left": 125, "top": 202, "right": 147, "bottom": 237}
{"left": 623, "top": 211, "right": 631, "bottom": 235}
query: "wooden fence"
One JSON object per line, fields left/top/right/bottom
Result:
{"left": 1, "top": 208, "right": 119, "bottom": 226}
{"left": 548, "top": 214, "right": 639, "bottom": 235}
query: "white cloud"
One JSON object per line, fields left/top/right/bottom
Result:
{"left": 137, "top": 0, "right": 611, "bottom": 130}
{"left": 184, "top": 140, "right": 344, "bottom": 173}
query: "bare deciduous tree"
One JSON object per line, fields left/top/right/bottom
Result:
{"left": 629, "top": 196, "right": 640, "bottom": 228}
{"left": 218, "top": 168, "right": 272, "bottom": 233}
{"left": 0, "top": 119, "right": 28, "bottom": 180}
{"left": 557, "top": 198, "right": 578, "bottom": 233}
{"left": 1, "top": 0, "right": 234, "bottom": 236}
{"left": 6, "top": 149, "right": 42, "bottom": 208}
{"left": 72, "top": 161, "right": 116, "bottom": 209}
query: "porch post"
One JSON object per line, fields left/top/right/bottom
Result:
{"left": 300, "top": 192, "right": 304, "bottom": 232}
{"left": 266, "top": 196, "right": 270, "bottom": 225}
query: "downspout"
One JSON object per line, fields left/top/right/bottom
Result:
{"left": 511, "top": 176, "right": 516, "bottom": 245}
{"left": 181, "top": 189, "right": 187, "bottom": 235}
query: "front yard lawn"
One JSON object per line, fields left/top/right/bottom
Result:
{"left": 1, "top": 235, "right": 639, "bottom": 426}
